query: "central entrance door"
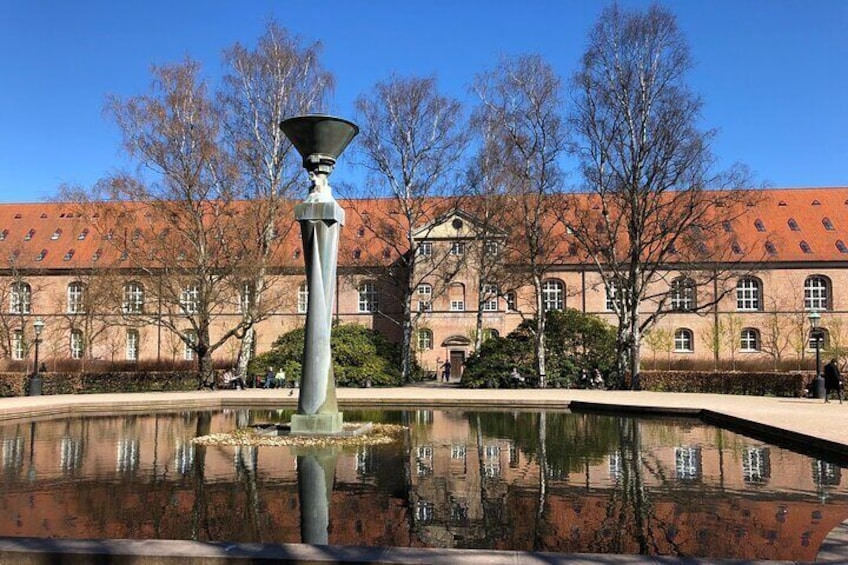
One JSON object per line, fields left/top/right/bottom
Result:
{"left": 449, "top": 350, "right": 465, "bottom": 381}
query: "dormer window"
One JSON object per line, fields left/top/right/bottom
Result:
{"left": 103, "top": 230, "right": 113, "bottom": 240}
{"left": 765, "top": 241, "right": 777, "bottom": 255}
{"left": 778, "top": 200, "right": 787, "bottom": 206}
{"left": 823, "top": 217, "right": 835, "bottom": 231}
{"left": 293, "top": 248, "right": 301, "bottom": 259}
{"left": 14, "top": 213, "right": 22, "bottom": 219}
{"left": 812, "top": 199, "right": 821, "bottom": 206}
{"left": 754, "top": 220, "right": 766, "bottom": 232}
{"left": 0, "top": 229, "right": 7, "bottom": 240}
{"left": 40, "top": 213, "right": 47, "bottom": 219}
{"left": 353, "top": 249, "right": 361, "bottom": 260}
{"left": 35, "top": 249, "right": 47, "bottom": 261}
{"left": 64, "top": 249, "right": 75, "bottom": 261}
{"left": 357, "top": 226, "right": 365, "bottom": 237}
{"left": 24, "top": 229, "right": 35, "bottom": 241}
{"left": 78, "top": 228, "right": 89, "bottom": 240}
{"left": 722, "top": 221, "right": 733, "bottom": 232}
{"left": 731, "top": 242, "right": 743, "bottom": 255}
{"left": 837, "top": 240, "right": 848, "bottom": 253}
{"left": 51, "top": 228, "right": 62, "bottom": 240}
{"left": 787, "top": 219, "right": 800, "bottom": 231}
{"left": 92, "top": 248, "right": 102, "bottom": 261}
{"left": 800, "top": 241, "right": 812, "bottom": 254}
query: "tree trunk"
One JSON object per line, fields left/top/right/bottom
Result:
{"left": 401, "top": 298, "right": 413, "bottom": 383}
{"left": 534, "top": 275, "right": 547, "bottom": 388}
{"left": 236, "top": 326, "right": 255, "bottom": 379}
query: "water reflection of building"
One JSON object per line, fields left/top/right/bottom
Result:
{"left": 1, "top": 410, "right": 847, "bottom": 562}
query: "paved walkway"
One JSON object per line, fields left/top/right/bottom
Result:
{"left": 1, "top": 385, "right": 847, "bottom": 564}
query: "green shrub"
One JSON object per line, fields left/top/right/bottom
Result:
{"left": 639, "top": 370, "right": 808, "bottom": 397}
{"left": 462, "top": 309, "right": 617, "bottom": 388}
{"left": 249, "top": 324, "right": 405, "bottom": 387}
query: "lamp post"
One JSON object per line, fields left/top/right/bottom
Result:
{"left": 808, "top": 310, "right": 824, "bottom": 399}
{"left": 280, "top": 115, "right": 358, "bottom": 435}
{"left": 28, "top": 317, "right": 44, "bottom": 396}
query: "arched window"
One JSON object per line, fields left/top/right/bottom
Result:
{"left": 11, "top": 329, "right": 24, "bottom": 360}
{"left": 754, "top": 219, "right": 766, "bottom": 232}
{"left": 674, "top": 329, "right": 693, "bottom": 352}
{"left": 358, "top": 282, "right": 378, "bottom": 313}
{"left": 417, "top": 328, "right": 433, "bottom": 351}
{"left": 10, "top": 282, "right": 31, "bottom": 314}
{"left": 183, "top": 329, "right": 197, "bottom": 361}
{"left": 122, "top": 282, "right": 144, "bottom": 314}
{"left": 804, "top": 276, "right": 830, "bottom": 311}
{"left": 449, "top": 283, "right": 465, "bottom": 312}
{"left": 417, "top": 284, "right": 432, "bottom": 312}
{"left": 670, "top": 277, "right": 696, "bottom": 312}
{"left": 800, "top": 241, "right": 812, "bottom": 254}
{"left": 505, "top": 292, "right": 517, "bottom": 312}
{"left": 70, "top": 329, "right": 84, "bottom": 359}
{"left": 740, "top": 328, "right": 760, "bottom": 352}
{"left": 126, "top": 329, "right": 139, "bottom": 362}
{"left": 787, "top": 218, "right": 800, "bottom": 231}
{"left": 297, "top": 283, "right": 309, "bottom": 314}
{"left": 67, "top": 282, "right": 86, "bottom": 314}
{"left": 484, "top": 328, "right": 500, "bottom": 341}
{"left": 542, "top": 280, "right": 564, "bottom": 312}
{"left": 736, "top": 278, "right": 761, "bottom": 311}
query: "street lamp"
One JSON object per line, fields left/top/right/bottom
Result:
{"left": 808, "top": 310, "right": 824, "bottom": 399}
{"left": 29, "top": 317, "right": 44, "bottom": 396}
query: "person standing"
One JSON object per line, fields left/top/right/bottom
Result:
{"left": 442, "top": 360, "right": 452, "bottom": 383}
{"left": 264, "top": 367, "right": 275, "bottom": 389}
{"left": 824, "top": 358, "right": 843, "bottom": 404}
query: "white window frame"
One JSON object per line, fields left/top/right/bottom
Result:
{"left": 10, "top": 282, "right": 31, "bottom": 314}
{"left": 11, "top": 329, "right": 24, "bottom": 361}
{"left": 736, "top": 278, "right": 761, "bottom": 311}
{"left": 673, "top": 328, "right": 693, "bottom": 352}
{"left": 606, "top": 280, "right": 628, "bottom": 312}
{"left": 542, "top": 280, "right": 564, "bottom": 312}
{"left": 67, "top": 282, "right": 85, "bottom": 314}
{"left": 297, "top": 283, "right": 309, "bottom": 314}
{"left": 180, "top": 285, "right": 199, "bottom": 315}
{"left": 122, "top": 282, "right": 144, "bottom": 314}
{"left": 126, "top": 329, "right": 139, "bottom": 362}
{"left": 417, "top": 284, "right": 432, "bottom": 313}
{"left": 740, "top": 328, "right": 760, "bottom": 352}
{"left": 670, "top": 278, "right": 695, "bottom": 312}
{"left": 358, "top": 282, "right": 378, "bottom": 313}
{"left": 505, "top": 292, "right": 517, "bottom": 312}
{"left": 70, "top": 329, "right": 84, "bottom": 359}
{"left": 449, "top": 241, "right": 465, "bottom": 256}
{"left": 417, "top": 241, "right": 432, "bottom": 257}
{"left": 450, "top": 300, "right": 465, "bottom": 312}
{"left": 482, "top": 284, "right": 499, "bottom": 312}
{"left": 417, "top": 328, "right": 433, "bottom": 351}
{"left": 183, "top": 330, "right": 197, "bottom": 361}
{"left": 484, "top": 240, "right": 498, "bottom": 256}
{"left": 239, "top": 283, "right": 253, "bottom": 314}
{"left": 804, "top": 276, "right": 829, "bottom": 311}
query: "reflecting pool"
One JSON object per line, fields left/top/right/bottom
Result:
{"left": 1, "top": 408, "right": 846, "bottom": 561}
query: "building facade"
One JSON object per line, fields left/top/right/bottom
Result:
{"left": 0, "top": 187, "right": 845, "bottom": 375}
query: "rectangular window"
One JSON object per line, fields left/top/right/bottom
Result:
{"left": 70, "top": 330, "right": 84, "bottom": 359}
{"left": 484, "top": 241, "right": 498, "bottom": 256}
{"left": 417, "top": 242, "right": 432, "bottom": 257}
{"left": 297, "top": 285, "right": 308, "bottom": 314}
{"left": 450, "top": 300, "right": 465, "bottom": 312}
{"left": 126, "top": 330, "right": 139, "bottom": 362}
{"left": 183, "top": 331, "right": 196, "bottom": 361}
{"left": 11, "top": 330, "right": 24, "bottom": 361}
{"left": 482, "top": 284, "right": 498, "bottom": 311}
{"left": 180, "top": 286, "right": 199, "bottom": 315}
{"left": 449, "top": 242, "right": 465, "bottom": 256}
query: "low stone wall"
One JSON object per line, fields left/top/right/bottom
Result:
{"left": 0, "top": 371, "right": 199, "bottom": 397}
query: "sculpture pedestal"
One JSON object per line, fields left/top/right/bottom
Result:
{"left": 290, "top": 412, "right": 344, "bottom": 435}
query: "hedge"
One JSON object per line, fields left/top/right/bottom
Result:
{"left": 0, "top": 371, "right": 199, "bottom": 397}
{"left": 638, "top": 370, "right": 810, "bottom": 397}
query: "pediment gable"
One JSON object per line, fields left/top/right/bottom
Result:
{"left": 411, "top": 210, "right": 506, "bottom": 241}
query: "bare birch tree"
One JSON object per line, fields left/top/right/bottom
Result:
{"left": 353, "top": 74, "right": 469, "bottom": 382}
{"left": 473, "top": 54, "right": 567, "bottom": 387}
{"left": 89, "top": 59, "right": 259, "bottom": 385}
{"left": 568, "top": 4, "right": 749, "bottom": 388}
{"left": 220, "top": 22, "right": 334, "bottom": 380}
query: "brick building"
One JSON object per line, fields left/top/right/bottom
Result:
{"left": 0, "top": 187, "right": 845, "bottom": 375}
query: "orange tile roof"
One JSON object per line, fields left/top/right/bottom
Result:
{"left": 0, "top": 187, "right": 844, "bottom": 272}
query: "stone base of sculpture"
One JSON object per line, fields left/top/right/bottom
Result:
{"left": 290, "top": 412, "right": 344, "bottom": 435}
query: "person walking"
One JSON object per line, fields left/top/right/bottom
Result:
{"left": 442, "top": 360, "right": 452, "bottom": 383}
{"left": 824, "top": 358, "right": 843, "bottom": 404}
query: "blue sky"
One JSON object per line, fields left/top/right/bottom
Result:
{"left": 1, "top": 0, "right": 846, "bottom": 202}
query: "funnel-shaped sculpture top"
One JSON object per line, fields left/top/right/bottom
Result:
{"left": 280, "top": 115, "right": 359, "bottom": 172}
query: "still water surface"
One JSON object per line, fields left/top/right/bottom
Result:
{"left": 1, "top": 408, "right": 846, "bottom": 560}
